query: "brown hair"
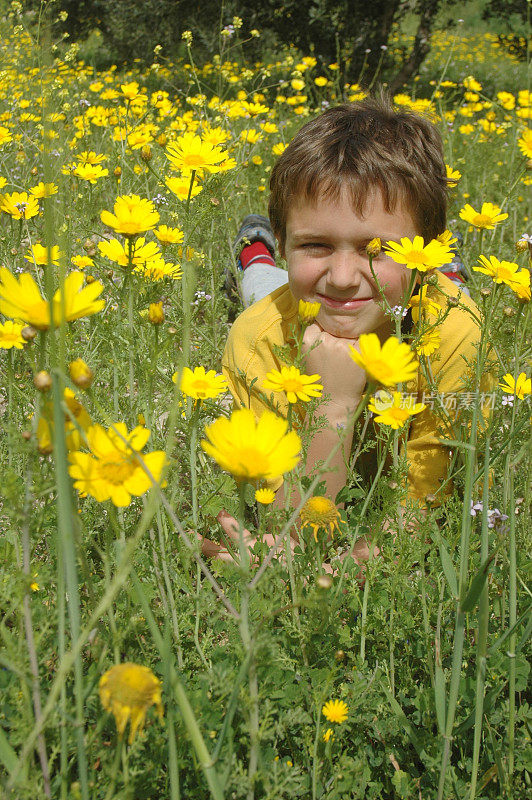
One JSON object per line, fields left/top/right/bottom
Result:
{"left": 269, "top": 95, "right": 448, "bottom": 251}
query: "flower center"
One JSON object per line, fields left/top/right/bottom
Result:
{"left": 237, "top": 448, "right": 270, "bottom": 477}
{"left": 191, "top": 379, "right": 210, "bottom": 397}
{"left": 283, "top": 378, "right": 304, "bottom": 393}
{"left": 405, "top": 249, "right": 427, "bottom": 264}
{"left": 182, "top": 153, "right": 207, "bottom": 169}
{"left": 472, "top": 213, "right": 492, "bottom": 227}
{"left": 99, "top": 458, "right": 136, "bottom": 485}
{"left": 369, "top": 360, "right": 394, "bottom": 384}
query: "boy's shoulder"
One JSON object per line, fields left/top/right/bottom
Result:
{"left": 224, "top": 283, "right": 298, "bottom": 362}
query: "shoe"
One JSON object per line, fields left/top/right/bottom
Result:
{"left": 224, "top": 214, "right": 276, "bottom": 306}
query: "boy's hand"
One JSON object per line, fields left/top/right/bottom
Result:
{"left": 302, "top": 323, "right": 367, "bottom": 416}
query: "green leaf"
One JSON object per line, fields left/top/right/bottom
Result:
{"left": 460, "top": 553, "right": 496, "bottom": 613}
{"left": 0, "top": 727, "right": 17, "bottom": 775}
{"left": 437, "top": 535, "right": 458, "bottom": 599}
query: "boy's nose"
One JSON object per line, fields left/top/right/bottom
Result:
{"left": 326, "top": 251, "right": 363, "bottom": 291}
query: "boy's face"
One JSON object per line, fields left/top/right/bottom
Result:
{"left": 283, "top": 186, "right": 420, "bottom": 340}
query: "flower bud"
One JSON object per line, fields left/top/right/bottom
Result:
{"left": 424, "top": 493, "right": 436, "bottom": 506}
{"left": 298, "top": 299, "right": 321, "bottom": 324}
{"left": 83, "top": 239, "right": 96, "bottom": 256}
{"left": 114, "top": 166, "right": 122, "bottom": 177}
{"left": 480, "top": 287, "right": 492, "bottom": 298}
{"left": 21, "top": 325, "right": 37, "bottom": 341}
{"left": 447, "top": 296, "right": 459, "bottom": 308}
{"left": 317, "top": 574, "right": 333, "bottom": 590}
{"left": 503, "top": 305, "right": 516, "bottom": 317}
{"left": 366, "top": 237, "right": 381, "bottom": 258}
{"left": 85, "top": 274, "right": 95, "bottom": 284}
{"left": 141, "top": 145, "right": 152, "bottom": 162}
{"left": 69, "top": 358, "right": 93, "bottom": 389}
{"left": 21, "top": 430, "right": 31, "bottom": 441}
{"left": 157, "top": 133, "right": 167, "bottom": 147}
{"left": 148, "top": 301, "right": 165, "bottom": 325}
{"left": 515, "top": 238, "right": 529, "bottom": 253}
{"left": 334, "top": 649, "right": 346, "bottom": 662}
{"left": 34, "top": 370, "right": 52, "bottom": 392}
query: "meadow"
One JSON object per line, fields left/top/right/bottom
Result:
{"left": 0, "top": 6, "right": 531, "bottom": 800}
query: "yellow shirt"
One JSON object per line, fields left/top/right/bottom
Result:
{"left": 222, "top": 273, "right": 494, "bottom": 504}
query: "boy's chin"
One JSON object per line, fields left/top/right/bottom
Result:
{"left": 317, "top": 312, "right": 389, "bottom": 341}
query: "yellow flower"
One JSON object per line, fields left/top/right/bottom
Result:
{"left": 323, "top": 728, "right": 335, "bottom": 742}
{"left": 68, "top": 423, "right": 167, "bottom": 507}
{"left": 29, "top": 182, "right": 58, "bottom": 198}
{"left": 0, "top": 191, "right": 40, "bottom": 220}
{"left": 368, "top": 390, "right": 426, "bottom": 429}
{"left": 165, "top": 133, "right": 229, "bottom": 177}
{"left": 37, "top": 388, "right": 92, "bottom": 454}
{"left": 0, "top": 320, "right": 25, "bottom": 349}
{"left": 383, "top": 236, "right": 454, "bottom": 272}
{"left": 165, "top": 175, "right": 203, "bottom": 201}
{"left": 473, "top": 255, "right": 530, "bottom": 300}
{"left": 73, "top": 163, "right": 109, "bottom": 183}
{"left": 446, "top": 164, "right": 461, "bottom": 187}
{"left": 121, "top": 81, "right": 140, "bottom": 100}
{"left": 24, "top": 243, "right": 61, "bottom": 267}
{"left": 201, "top": 408, "right": 301, "bottom": 483}
{"left": 437, "top": 230, "right": 458, "bottom": 247}
{"left": 98, "top": 237, "right": 161, "bottom": 268}
{"left": 0, "top": 269, "right": 104, "bottom": 330}
{"left": 272, "top": 142, "right": 287, "bottom": 156}
{"left": 100, "top": 195, "right": 160, "bottom": 238}
{"left": 314, "top": 76, "right": 328, "bottom": 87}
{"left": 262, "top": 366, "right": 323, "bottom": 404}
{"left": 71, "top": 255, "right": 94, "bottom": 269}
{"left": 99, "top": 663, "right": 163, "bottom": 743}
{"left": 349, "top": 334, "right": 418, "bottom": 387}
{"left": 415, "top": 328, "right": 441, "bottom": 356}
{"left": 137, "top": 257, "right": 182, "bottom": 282}
{"left": 322, "top": 699, "right": 348, "bottom": 724}
{"left": 298, "top": 299, "right": 321, "bottom": 323}
{"left": 173, "top": 366, "right": 228, "bottom": 400}
{"left": 76, "top": 150, "right": 107, "bottom": 165}
{"left": 255, "top": 488, "right": 276, "bottom": 504}
{"left": 69, "top": 358, "right": 93, "bottom": 389}
{"left": 459, "top": 202, "right": 508, "bottom": 230}
{"left": 154, "top": 225, "right": 184, "bottom": 245}
{"left": 300, "top": 496, "right": 341, "bottom": 541}
{"left": 517, "top": 129, "right": 532, "bottom": 159}
{"left": 408, "top": 285, "right": 444, "bottom": 323}
{"left": 0, "top": 125, "right": 13, "bottom": 146}
{"left": 499, "top": 373, "right": 531, "bottom": 399}
{"left": 148, "top": 301, "right": 164, "bottom": 324}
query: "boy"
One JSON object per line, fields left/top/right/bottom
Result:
{"left": 204, "top": 96, "right": 491, "bottom": 562}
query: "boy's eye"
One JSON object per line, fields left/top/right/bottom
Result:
{"left": 301, "top": 243, "right": 328, "bottom": 251}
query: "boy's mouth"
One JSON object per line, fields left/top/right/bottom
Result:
{"left": 318, "top": 293, "right": 372, "bottom": 310}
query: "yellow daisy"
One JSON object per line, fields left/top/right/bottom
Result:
{"left": 474, "top": 255, "right": 530, "bottom": 300}
{"left": 262, "top": 366, "right": 323, "bottom": 404}
{"left": 255, "top": 488, "right": 276, "bottom": 505}
{"left": 99, "top": 663, "right": 163, "bottom": 744}
{"left": 368, "top": 390, "right": 426, "bottom": 429}
{"left": 322, "top": 699, "right": 348, "bottom": 724}
{"left": 300, "top": 496, "right": 341, "bottom": 541}
{"left": 201, "top": 409, "right": 301, "bottom": 483}
{"left": 349, "top": 334, "right": 418, "bottom": 387}
{"left": 0, "top": 191, "right": 40, "bottom": 220}
{"left": 517, "top": 129, "right": 532, "bottom": 159}
{"left": 459, "top": 202, "right": 508, "bottom": 230}
{"left": 100, "top": 194, "right": 160, "bottom": 238}
{"left": 172, "top": 366, "right": 228, "bottom": 400}
{"left": 499, "top": 373, "right": 531, "bottom": 399}
{"left": 298, "top": 299, "right": 321, "bottom": 323}
{"left": 24, "top": 243, "right": 61, "bottom": 267}
{"left": 0, "top": 320, "right": 26, "bottom": 349}
{"left": 383, "top": 236, "right": 454, "bottom": 272}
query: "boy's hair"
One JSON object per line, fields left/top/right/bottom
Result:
{"left": 269, "top": 95, "right": 448, "bottom": 251}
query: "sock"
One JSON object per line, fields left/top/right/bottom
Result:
{"left": 239, "top": 241, "right": 275, "bottom": 270}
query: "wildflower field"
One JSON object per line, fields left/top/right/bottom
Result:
{"left": 0, "top": 7, "right": 531, "bottom": 800}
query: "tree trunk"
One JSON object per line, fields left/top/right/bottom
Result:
{"left": 388, "top": 0, "right": 441, "bottom": 94}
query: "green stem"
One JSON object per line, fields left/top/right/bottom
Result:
{"left": 468, "top": 436, "right": 491, "bottom": 799}
{"left": 103, "top": 734, "right": 124, "bottom": 800}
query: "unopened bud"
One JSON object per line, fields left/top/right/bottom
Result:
{"left": 480, "top": 287, "right": 492, "bottom": 298}
{"left": 425, "top": 493, "right": 436, "bottom": 506}
{"left": 168, "top": 326, "right": 178, "bottom": 335}
{"left": 388, "top": 480, "right": 398, "bottom": 490}
{"left": 317, "top": 574, "right": 333, "bottom": 590}
{"left": 83, "top": 239, "right": 96, "bottom": 256}
{"left": 156, "top": 133, "right": 167, "bottom": 147}
{"left": 21, "top": 430, "right": 31, "bottom": 441}
{"left": 85, "top": 274, "right": 95, "bottom": 284}
{"left": 334, "top": 649, "right": 346, "bottom": 662}
{"left": 21, "top": 325, "right": 37, "bottom": 341}
{"left": 141, "top": 145, "right": 152, "bottom": 162}
{"left": 148, "top": 301, "right": 165, "bottom": 325}
{"left": 526, "top": 159, "right": 532, "bottom": 171}
{"left": 447, "top": 296, "right": 459, "bottom": 308}
{"left": 366, "top": 237, "right": 381, "bottom": 258}
{"left": 114, "top": 166, "right": 122, "bottom": 177}
{"left": 427, "top": 274, "right": 439, "bottom": 286}
{"left": 69, "top": 358, "right": 93, "bottom": 389}
{"left": 34, "top": 370, "right": 52, "bottom": 392}
{"left": 515, "top": 239, "right": 529, "bottom": 253}
{"left": 503, "top": 305, "right": 516, "bottom": 317}
{"left": 31, "top": 166, "right": 38, "bottom": 176}
{"left": 298, "top": 299, "right": 321, "bottom": 324}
